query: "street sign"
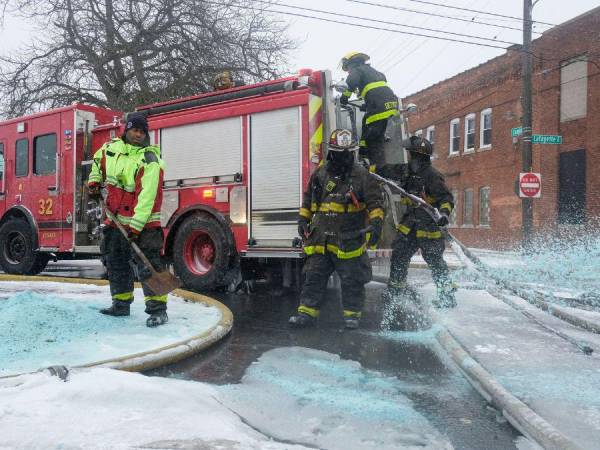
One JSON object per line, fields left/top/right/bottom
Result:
{"left": 532, "top": 135, "right": 562, "bottom": 144}
{"left": 511, "top": 127, "right": 522, "bottom": 137}
{"left": 519, "top": 172, "right": 541, "bottom": 198}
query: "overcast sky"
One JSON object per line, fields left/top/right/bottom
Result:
{"left": 0, "top": 0, "right": 598, "bottom": 98}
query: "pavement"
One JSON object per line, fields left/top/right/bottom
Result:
{"left": 372, "top": 250, "right": 600, "bottom": 450}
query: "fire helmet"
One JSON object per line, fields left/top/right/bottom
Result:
{"left": 340, "top": 52, "right": 370, "bottom": 71}
{"left": 213, "top": 71, "right": 233, "bottom": 90}
{"left": 328, "top": 129, "right": 358, "bottom": 152}
{"left": 403, "top": 136, "right": 433, "bottom": 156}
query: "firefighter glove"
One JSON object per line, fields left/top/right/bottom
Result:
{"left": 339, "top": 95, "right": 349, "bottom": 106}
{"left": 127, "top": 227, "right": 141, "bottom": 242}
{"left": 359, "top": 103, "right": 367, "bottom": 112}
{"left": 298, "top": 217, "right": 310, "bottom": 238}
{"left": 436, "top": 213, "right": 449, "bottom": 227}
{"left": 368, "top": 218, "right": 383, "bottom": 247}
{"left": 87, "top": 183, "right": 101, "bottom": 200}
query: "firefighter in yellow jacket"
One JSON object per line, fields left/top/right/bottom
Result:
{"left": 339, "top": 52, "right": 399, "bottom": 174}
{"left": 289, "top": 129, "right": 384, "bottom": 329}
{"left": 87, "top": 112, "right": 168, "bottom": 327}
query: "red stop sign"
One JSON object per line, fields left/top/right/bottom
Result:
{"left": 519, "top": 172, "right": 541, "bottom": 198}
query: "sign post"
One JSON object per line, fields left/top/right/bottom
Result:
{"left": 519, "top": 172, "right": 542, "bottom": 198}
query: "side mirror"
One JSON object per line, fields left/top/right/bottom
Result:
{"left": 404, "top": 103, "right": 417, "bottom": 114}
{"left": 332, "top": 80, "right": 348, "bottom": 93}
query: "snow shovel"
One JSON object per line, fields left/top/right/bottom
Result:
{"left": 99, "top": 199, "right": 181, "bottom": 296}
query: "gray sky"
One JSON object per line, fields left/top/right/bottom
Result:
{"left": 0, "top": 0, "right": 598, "bottom": 98}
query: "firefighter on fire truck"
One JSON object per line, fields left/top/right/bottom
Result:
{"left": 339, "top": 52, "right": 399, "bottom": 174}
{"left": 289, "top": 129, "right": 384, "bottom": 329}
{"left": 87, "top": 112, "right": 169, "bottom": 327}
{"left": 386, "top": 136, "right": 457, "bottom": 308}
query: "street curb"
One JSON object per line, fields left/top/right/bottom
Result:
{"left": 434, "top": 325, "right": 582, "bottom": 450}
{"left": 0, "top": 275, "right": 234, "bottom": 375}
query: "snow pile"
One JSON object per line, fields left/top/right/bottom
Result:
{"left": 0, "top": 281, "right": 221, "bottom": 376}
{"left": 218, "top": 347, "right": 453, "bottom": 450}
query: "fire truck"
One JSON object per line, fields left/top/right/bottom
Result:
{"left": 0, "top": 69, "right": 407, "bottom": 290}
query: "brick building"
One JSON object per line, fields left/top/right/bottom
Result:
{"left": 402, "top": 7, "right": 600, "bottom": 249}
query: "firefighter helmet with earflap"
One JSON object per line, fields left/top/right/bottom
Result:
{"left": 213, "top": 71, "right": 233, "bottom": 90}
{"left": 340, "top": 52, "right": 370, "bottom": 71}
{"left": 403, "top": 136, "right": 433, "bottom": 156}
{"left": 328, "top": 129, "right": 359, "bottom": 151}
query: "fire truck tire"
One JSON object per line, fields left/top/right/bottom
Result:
{"left": 173, "top": 214, "right": 231, "bottom": 291}
{"left": 0, "top": 219, "right": 50, "bottom": 275}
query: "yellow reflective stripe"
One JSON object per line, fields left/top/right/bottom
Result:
{"left": 416, "top": 230, "right": 443, "bottom": 239}
{"left": 342, "top": 90, "right": 352, "bottom": 97}
{"left": 365, "top": 108, "right": 399, "bottom": 125}
{"left": 310, "top": 202, "right": 318, "bottom": 212}
{"left": 88, "top": 175, "right": 102, "bottom": 183}
{"left": 303, "top": 245, "right": 325, "bottom": 256}
{"left": 309, "top": 96, "right": 322, "bottom": 121}
{"left": 310, "top": 123, "right": 323, "bottom": 160}
{"left": 360, "top": 81, "right": 388, "bottom": 98}
{"left": 145, "top": 295, "right": 168, "bottom": 303}
{"left": 359, "top": 140, "right": 367, "bottom": 147}
{"left": 400, "top": 197, "right": 413, "bottom": 205}
{"left": 343, "top": 310, "right": 362, "bottom": 318}
{"left": 369, "top": 208, "right": 384, "bottom": 220}
{"left": 425, "top": 195, "right": 436, "bottom": 205}
{"left": 326, "top": 243, "right": 366, "bottom": 259}
{"left": 397, "top": 223, "right": 411, "bottom": 234}
{"left": 317, "top": 202, "right": 366, "bottom": 213}
{"left": 298, "top": 305, "right": 320, "bottom": 318}
{"left": 299, "top": 208, "right": 312, "bottom": 219}
{"left": 369, "top": 165, "right": 376, "bottom": 173}
{"left": 440, "top": 202, "right": 453, "bottom": 213}
{"left": 113, "top": 292, "right": 134, "bottom": 301}
{"left": 116, "top": 214, "right": 132, "bottom": 225}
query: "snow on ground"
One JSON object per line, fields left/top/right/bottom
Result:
{"left": 0, "top": 281, "right": 221, "bottom": 377}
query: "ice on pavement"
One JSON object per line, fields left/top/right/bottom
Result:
{"left": 0, "top": 368, "right": 309, "bottom": 450}
{"left": 218, "top": 347, "right": 453, "bottom": 450}
{"left": 0, "top": 281, "right": 221, "bottom": 376}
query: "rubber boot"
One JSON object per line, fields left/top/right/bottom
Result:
{"left": 344, "top": 317, "right": 360, "bottom": 330}
{"left": 100, "top": 300, "right": 131, "bottom": 316}
{"left": 288, "top": 313, "right": 316, "bottom": 328}
{"left": 145, "top": 300, "right": 168, "bottom": 327}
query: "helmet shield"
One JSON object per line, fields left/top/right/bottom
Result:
{"left": 328, "top": 129, "right": 358, "bottom": 152}
{"left": 403, "top": 136, "right": 433, "bottom": 156}
{"left": 340, "top": 52, "right": 370, "bottom": 71}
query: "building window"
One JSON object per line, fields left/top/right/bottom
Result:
{"left": 449, "top": 118, "right": 460, "bottom": 156}
{"left": 15, "top": 139, "right": 28, "bottom": 177}
{"left": 479, "top": 187, "right": 490, "bottom": 226}
{"left": 480, "top": 108, "right": 492, "bottom": 148}
{"left": 463, "top": 188, "right": 473, "bottom": 226}
{"left": 560, "top": 56, "right": 587, "bottom": 122}
{"left": 415, "top": 129, "right": 423, "bottom": 137}
{"left": 558, "top": 149, "right": 586, "bottom": 224}
{"left": 427, "top": 126, "right": 436, "bottom": 159}
{"left": 449, "top": 189, "right": 458, "bottom": 226}
{"left": 34, "top": 133, "right": 57, "bottom": 175}
{"left": 464, "top": 114, "right": 475, "bottom": 152}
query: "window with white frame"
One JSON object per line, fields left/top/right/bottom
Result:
{"left": 463, "top": 188, "right": 473, "bottom": 225}
{"left": 427, "top": 126, "right": 436, "bottom": 158}
{"left": 449, "top": 119, "right": 460, "bottom": 155}
{"left": 415, "top": 129, "right": 423, "bottom": 137}
{"left": 479, "top": 187, "right": 490, "bottom": 226}
{"left": 480, "top": 108, "right": 492, "bottom": 148}
{"left": 464, "top": 114, "right": 475, "bottom": 152}
{"left": 449, "top": 189, "right": 458, "bottom": 226}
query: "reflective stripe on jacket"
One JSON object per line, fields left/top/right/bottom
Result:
{"left": 88, "top": 138, "right": 164, "bottom": 232}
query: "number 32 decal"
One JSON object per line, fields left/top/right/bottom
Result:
{"left": 38, "top": 198, "right": 53, "bottom": 215}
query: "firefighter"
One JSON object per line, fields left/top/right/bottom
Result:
{"left": 387, "top": 136, "right": 457, "bottom": 308}
{"left": 339, "top": 52, "right": 399, "bottom": 174}
{"left": 87, "top": 112, "right": 168, "bottom": 327}
{"left": 212, "top": 70, "right": 244, "bottom": 91}
{"left": 289, "top": 129, "right": 385, "bottom": 329}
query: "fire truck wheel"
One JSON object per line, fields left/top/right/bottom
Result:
{"left": 173, "top": 214, "right": 230, "bottom": 291}
{"left": 0, "top": 219, "right": 50, "bottom": 275}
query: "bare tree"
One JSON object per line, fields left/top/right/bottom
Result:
{"left": 0, "top": 0, "right": 295, "bottom": 117}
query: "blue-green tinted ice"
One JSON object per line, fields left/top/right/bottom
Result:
{"left": 218, "top": 347, "right": 453, "bottom": 450}
{"left": 0, "top": 281, "right": 221, "bottom": 376}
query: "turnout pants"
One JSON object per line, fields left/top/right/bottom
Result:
{"left": 100, "top": 226, "right": 167, "bottom": 313}
{"left": 298, "top": 252, "right": 372, "bottom": 318}
{"left": 389, "top": 228, "right": 450, "bottom": 289}
{"left": 359, "top": 117, "right": 388, "bottom": 173}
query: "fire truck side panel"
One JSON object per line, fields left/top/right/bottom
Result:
{"left": 248, "top": 106, "right": 301, "bottom": 247}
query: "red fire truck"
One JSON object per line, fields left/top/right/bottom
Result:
{"left": 0, "top": 69, "right": 406, "bottom": 290}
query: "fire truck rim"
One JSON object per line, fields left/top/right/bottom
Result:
{"left": 4, "top": 230, "right": 27, "bottom": 264}
{"left": 183, "top": 230, "right": 216, "bottom": 276}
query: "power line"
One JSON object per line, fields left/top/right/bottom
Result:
{"left": 209, "top": 1, "right": 511, "bottom": 50}
{"left": 243, "top": 0, "right": 519, "bottom": 46}
{"left": 400, "top": 0, "right": 556, "bottom": 26}
{"left": 346, "top": 0, "right": 545, "bottom": 34}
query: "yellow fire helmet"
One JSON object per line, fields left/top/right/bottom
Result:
{"left": 213, "top": 71, "right": 233, "bottom": 91}
{"left": 328, "top": 129, "right": 359, "bottom": 151}
{"left": 340, "top": 52, "right": 370, "bottom": 71}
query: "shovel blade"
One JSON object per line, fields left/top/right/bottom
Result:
{"left": 143, "top": 270, "right": 182, "bottom": 296}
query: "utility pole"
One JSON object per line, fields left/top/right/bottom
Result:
{"left": 521, "top": 0, "right": 534, "bottom": 250}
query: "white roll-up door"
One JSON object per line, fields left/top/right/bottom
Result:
{"left": 160, "top": 117, "right": 242, "bottom": 181}
{"left": 250, "top": 107, "right": 301, "bottom": 247}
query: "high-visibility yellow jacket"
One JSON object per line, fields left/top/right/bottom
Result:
{"left": 88, "top": 138, "right": 164, "bottom": 232}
